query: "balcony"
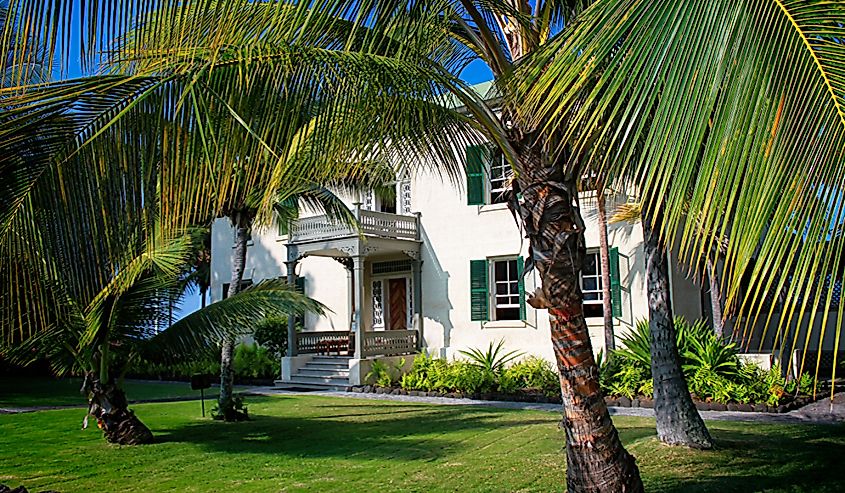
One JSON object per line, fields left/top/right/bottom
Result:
{"left": 289, "top": 210, "right": 419, "bottom": 244}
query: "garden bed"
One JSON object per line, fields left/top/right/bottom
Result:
{"left": 348, "top": 384, "right": 821, "bottom": 413}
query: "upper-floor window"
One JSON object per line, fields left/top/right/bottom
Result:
{"left": 582, "top": 251, "right": 604, "bottom": 318}
{"left": 466, "top": 144, "right": 511, "bottom": 206}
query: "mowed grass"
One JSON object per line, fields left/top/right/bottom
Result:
{"left": 0, "top": 377, "right": 242, "bottom": 408}
{"left": 1, "top": 395, "right": 844, "bottom": 492}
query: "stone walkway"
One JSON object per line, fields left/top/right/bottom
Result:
{"left": 248, "top": 387, "right": 845, "bottom": 425}
{"left": 3, "top": 385, "right": 843, "bottom": 425}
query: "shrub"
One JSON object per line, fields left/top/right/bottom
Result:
{"left": 253, "top": 316, "right": 289, "bottom": 357}
{"left": 499, "top": 357, "right": 559, "bottom": 397}
{"left": 459, "top": 340, "right": 523, "bottom": 374}
{"left": 233, "top": 343, "right": 279, "bottom": 380}
{"left": 365, "top": 358, "right": 406, "bottom": 387}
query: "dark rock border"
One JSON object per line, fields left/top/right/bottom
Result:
{"left": 349, "top": 385, "right": 562, "bottom": 404}
{"left": 349, "top": 385, "right": 820, "bottom": 413}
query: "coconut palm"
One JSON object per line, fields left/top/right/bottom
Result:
{"left": 2, "top": 224, "right": 322, "bottom": 444}
{"left": 107, "top": 1, "right": 645, "bottom": 489}
{"left": 517, "top": 0, "right": 845, "bottom": 405}
{"left": 1, "top": 0, "right": 496, "bottom": 427}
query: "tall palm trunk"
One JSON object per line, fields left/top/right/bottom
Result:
{"left": 219, "top": 211, "right": 251, "bottom": 421}
{"left": 706, "top": 258, "right": 723, "bottom": 338}
{"left": 642, "top": 214, "right": 712, "bottom": 449}
{"left": 83, "top": 372, "right": 153, "bottom": 445}
{"left": 596, "top": 184, "right": 615, "bottom": 352}
{"left": 515, "top": 138, "right": 642, "bottom": 492}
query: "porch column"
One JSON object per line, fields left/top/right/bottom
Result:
{"left": 412, "top": 258, "right": 423, "bottom": 351}
{"left": 352, "top": 255, "right": 365, "bottom": 359}
{"left": 285, "top": 259, "right": 298, "bottom": 357}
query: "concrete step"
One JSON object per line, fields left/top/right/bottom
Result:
{"left": 297, "top": 368, "right": 350, "bottom": 378}
{"left": 305, "top": 360, "right": 350, "bottom": 369}
{"left": 282, "top": 377, "right": 350, "bottom": 390}
{"left": 288, "top": 374, "right": 349, "bottom": 385}
{"left": 311, "top": 355, "right": 351, "bottom": 362}
{"left": 274, "top": 380, "right": 348, "bottom": 391}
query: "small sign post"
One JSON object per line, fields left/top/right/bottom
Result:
{"left": 190, "top": 374, "right": 212, "bottom": 417}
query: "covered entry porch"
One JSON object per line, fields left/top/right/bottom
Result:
{"left": 279, "top": 208, "right": 423, "bottom": 387}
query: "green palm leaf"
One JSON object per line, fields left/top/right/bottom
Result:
{"left": 517, "top": 0, "right": 845, "bottom": 381}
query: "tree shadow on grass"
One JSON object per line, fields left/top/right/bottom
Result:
{"left": 637, "top": 424, "right": 845, "bottom": 493}
{"left": 154, "top": 403, "right": 559, "bottom": 461}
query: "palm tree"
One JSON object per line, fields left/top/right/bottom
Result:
{"left": 611, "top": 201, "right": 714, "bottom": 448}
{"left": 518, "top": 0, "right": 845, "bottom": 408}
{"left": 2, "top": 0, "right": 493, "bottom": 427}
{"left": 112, "top": 2, "right": 645, "bottom": 488}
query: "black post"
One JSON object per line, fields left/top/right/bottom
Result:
{"left": 201, "top": 388, "right": 205, "bottom": 417}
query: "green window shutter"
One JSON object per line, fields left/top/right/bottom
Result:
{"left": 294, "top": 277, "right": 306, "bottom": 294}
{"left": 278, "top": 218, "right": 289, "bottom": 236}
{"left": 609, "top": 247, "right": 622, "bottom": 317}
{"left": 470, "top": 259, "right": 489, "bottom": 321}
{"left": 465, "top": 145, "right": 487, "bottom": 206}
{"left": 517, "top": 256, "right": 526, "bottom": 320}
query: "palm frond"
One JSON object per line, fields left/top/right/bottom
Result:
{"left": 145, "top": 279, "right": 325, "bottom": 364}
{"left": 516, "top": 0, "right": 845, "bottom": 380}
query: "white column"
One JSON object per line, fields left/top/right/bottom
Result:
{"left": 353, "top": 255, "right": 365, "bottom": 359}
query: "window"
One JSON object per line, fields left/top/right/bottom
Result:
{"left": 493, "top": 259, "right": 521, "bottom": 320}
{"left": 469, "top": 257, "right": 526, "bottom": 322}
{"left": 581, "top": 252, "right": 604, "bottom": 318}
{"left": 465, "top": 144, "right": 511, "bottom": 206}
{"left": 488, "top": 153, "right": 510, "bottom": 205}
{"left": 221, "top": 279, "right": 253, "bottom": 300}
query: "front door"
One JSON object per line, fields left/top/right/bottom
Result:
{"left": 387, "top": 278, "right": 407, "bottom": 330}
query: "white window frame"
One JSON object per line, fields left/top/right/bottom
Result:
{"left": 581, "top": 250, "right": 604, "bottom": 318}
{"left": 490, "top": 257, "right": 521, "bottom": 321}
{"left": 488, "top": 152, "right": 510, "bottom": 205}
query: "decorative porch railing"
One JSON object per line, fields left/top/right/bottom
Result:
{"left": 361, "top": 330, "right": 418, "bottom": 358}
{"left": 296, "top": 331, "right": 351, "bottom": 355}
{"left": 289, "top": 210, "right": 418, "bottom": 243}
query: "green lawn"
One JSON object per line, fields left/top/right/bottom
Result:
{"left": 0, "top": 395, "right": 843, "bottom": 492}
{"left": 0, "top": 377, "right": 240, "bottom": 408}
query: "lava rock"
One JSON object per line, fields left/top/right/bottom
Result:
{"left": 638, "top": 398, "right": 654, "bottom": 409}
{"left": 710, "top": 403, "right": 728, "bottom": 412}
{"left": 617, "top": 396, "right": 632, "bottom": 407}
{"left": 726, "top": 403, "right": 739, "bottom": 412}
{"left": 351, "top": 386, "right": 363, "bottom": 393}
{"left": 694, "top": 401, "right": 711, "bottom": 411}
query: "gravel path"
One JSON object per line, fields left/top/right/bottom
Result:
{"left": 249, "top": 387, "right": 845, "bottom": 425}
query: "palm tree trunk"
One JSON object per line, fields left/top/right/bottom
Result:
{"left": 706, "top": 258, "right": 723, "bottom": 338}
{"left": 201, "top": 286, "right": 207, "bottom": 309}
{"left": 83, "top": 373, "right": 153, "bottom": 445}
{"left": 642, "top": 214, "right": 712, "bottom": 449}
{"left": 596, "top": 185, "right": 615, "bottom": 352}
{"left": 219, "top": 212, "right": 250, "bottom": 421}
{"left": 515, "top": 141, "right": 642, "bottom": 493}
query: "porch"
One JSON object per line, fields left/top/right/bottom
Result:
{"left": 278, "top": 206, "right": 423, "bottom": 388}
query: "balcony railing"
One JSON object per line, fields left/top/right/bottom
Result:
{"left": 361, "top": 330, "right": 418, "bottom": 358}
{"left": 296, "top": 331, "right": 351, "bottom": 355}
{"left": 289, "top": 210, "right": 419, "bottom": 243}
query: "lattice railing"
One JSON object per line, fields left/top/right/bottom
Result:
{"left": 361, "top": 330, "right": 418, "bottom": 358}
{"left": 359, "top": 210, "right": 418, "bottom": 240}
{"left": 289, "top": 210, "right": 418, "bottom": 243}
{"left": 296, "top": 331, "right": 351, "bottom": 355}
